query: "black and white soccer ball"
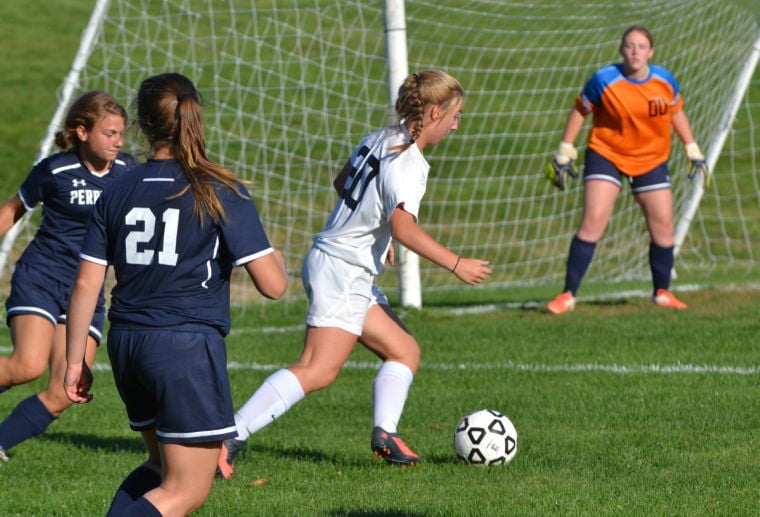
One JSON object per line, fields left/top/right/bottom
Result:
{"left": 454, "top": 409, "right": 518, "bottom": 466}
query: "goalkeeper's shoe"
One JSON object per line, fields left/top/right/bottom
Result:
{"left": 546, "top": 292, "right": 575, "bottom": 314}
{"left": 216, "top": 438, "right": 247, "bottom": 480}
{"left": 0, "top": 447, "right": 8, "bottom": 463}
{"left": 371, "top": 427, "right": 420, "bottom": 466}
{"left": 652, "top": 289, "right": 688, "bottom": 309}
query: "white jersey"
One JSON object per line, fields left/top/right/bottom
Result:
{"left": 313, "top": 124, "right": 429, "bottom": 274}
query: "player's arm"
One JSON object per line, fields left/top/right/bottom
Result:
{"left": 388, "top": 206, "right": 491, "bottom": 285}
{"left": 64, "top": 259, "right": 107, "bottom": 403}
{"left": 672, "top": 110, "right": 710, "bottom": 186}
{"left": 244, "top": 248, "right": 288, "bottom": 300}
{"left": 560, "top": 107, "right": 586, "bottom": 145}
{"left": 0, "top": 195, "right": 28, "bottom": 237}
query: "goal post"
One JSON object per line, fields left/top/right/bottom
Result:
{"left": 673, "top": 34, "right": 760, "bottom": 260}
{"left": 1, "top": 0, "right": 758, "bottom": 309}
{"left": 383, "top": 0, "right": 422, "bottom": 309}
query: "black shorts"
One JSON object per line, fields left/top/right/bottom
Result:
{"left": 584, "top": 148, "right": 671, "bottom": 194}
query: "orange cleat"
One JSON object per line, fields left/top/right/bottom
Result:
{"left": 652, "top": 289, "right": 688, "bottom": 309}
{"left": 546, "top": 292, "right": 575, "bottom": 314}
{"left": 371, "top": 427, "right": 420, "bottom": 465}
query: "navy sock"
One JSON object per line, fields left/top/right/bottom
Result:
{"left": 107, "top": 465, "right": 162, "bottom": 516}
{"left": 564, "top": 236, "right": 597, "bottom": 296}
{"left": 649, "top": 242, "right": 674, "bottom": 294}
{"left": 121, "top": 496, "right": 162, "bottom": 517}
{"left": 0, "top": 395, "right": 56, "bottom": 450}
{"left": 0, "top": 386, "right": 10, "bottom": 394}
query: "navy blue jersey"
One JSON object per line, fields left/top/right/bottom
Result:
{"left": 17, "top": 150, "right": 139, "bottom": 284}
{"left": 80, "top": 159, "right": 273, "bottom": 335}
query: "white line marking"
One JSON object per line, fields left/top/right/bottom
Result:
{"left": 77, "top": 360, "right": 756, "bottom": 375}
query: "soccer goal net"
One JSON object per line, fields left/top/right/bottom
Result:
{"left": 2, "top": 0, "right": 758, "bottom": 306}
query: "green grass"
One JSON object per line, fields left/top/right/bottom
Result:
{"left": 1, "top": 287, "right": 758, "bottom": 515}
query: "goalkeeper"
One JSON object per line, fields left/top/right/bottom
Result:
{"left": 545, "top": 25, "right": 709, "bottom": 314}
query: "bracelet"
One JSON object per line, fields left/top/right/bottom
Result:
{"left": 452, "top": 256, "right": 461, "bottom": 273}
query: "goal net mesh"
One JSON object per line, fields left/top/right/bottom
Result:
{"left": 4, "top": 0, "right": 758, "bottom": 304}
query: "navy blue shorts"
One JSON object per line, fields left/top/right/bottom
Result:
{"left": 583, "top": 148, "right": 671, "bottom": 194}
{"left": 5, "top": 262, "right": 105, "bottom": 343}
{"left": 107, "top": 324, "right": 237, "bottom": 445}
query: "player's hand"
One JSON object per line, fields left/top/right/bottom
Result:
{"left": 452, "top": 257, "right": 492, "bottom": 285}
{"left": 546, "top": 142, "right": 578, "bottom": 191}
{"left": 64, "top": 362, "right": 94, "bottom": 404}
{"left": 685, "top": 142, "right": 711, "bottom": 187}
{"left": 386, "top": 242, "right": 395, "bottom": 266}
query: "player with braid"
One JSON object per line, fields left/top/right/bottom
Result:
{"left": 545, "top": 25, "right": 710, "bottom": 314}
{"left": 0, "top": 91, "right": 137, "bottom": 462}
{"left": 64, "top": 73, "right": 287, "bottom": 515}
{"left": 216, "top": 70, "right": 491, "bottom": 478}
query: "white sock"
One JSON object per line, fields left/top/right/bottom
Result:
{"left": 234, "top": 369, "right": 305, "bottom": 441}
{"left": 372, "top": 361, "right": 414, "bottom": 433}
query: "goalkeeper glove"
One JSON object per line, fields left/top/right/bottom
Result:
{"left": 685, "top": 142, "right": 711, "bottom": 187}
{"left": 546, "top": 142, "right": 579, "bottom": 191}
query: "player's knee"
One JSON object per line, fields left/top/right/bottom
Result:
{"left": 299, "top": 367, "right": 340, "bottom": 393}
{"left": 403, "top": 339, "right": 421, "bottom": 373}
{"left": 9, "top": 361, "right": 47, "bottom": 385}
{"left": 391, "top": 336, "right": 420, "bottom": 372}
{"left": 184, "top": 491, "right": 211, "bottom": 515}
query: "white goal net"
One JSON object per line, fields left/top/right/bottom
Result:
{"left": 2, "top": 0, "right": 758, "bottom": 305}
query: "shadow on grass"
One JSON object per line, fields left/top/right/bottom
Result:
{"left": 327, "top": 510, "right": 428, "bottom": 516}
{"left": 40, "top": 433, "right": 463, "bottom": 467}
{"left": 245, "top": 444, "right": 462, "bottom": 468}
{"left": 41, "top": 431, "right": 144, "bottom": 454}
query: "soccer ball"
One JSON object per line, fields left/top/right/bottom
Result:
{"left": 454, "top": 409, "right": 517, "bottom": 466}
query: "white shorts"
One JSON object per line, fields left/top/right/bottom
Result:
{"left": 302, "top": 247, "right": 389, "bottom": 335}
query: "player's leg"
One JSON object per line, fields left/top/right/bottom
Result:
{"left": 139, "top": 441, "right": 220, "bottom": 516}
{"left": 289, "top": 246, "right": 369, "bottom": 393}
{"left": 219, "top": 327, "right": 357, "bottom": 478}
{"left": 0, "top": 326, "right": 97, "bottom": 455}
{"left": 231, "top": 325, "right": 357, "bottom": 443}
{"left": 107, "top": 430, "right": 162, "bottom": 516}
{"left": 548, "top": 179, "right": 619, "bottom": 314}
{"left": 220, "top": 250, "right": 369, "bottom": 478}
{"left": 41, "top": 327, "right": 98, "bottom": 416}
{"left": 571, "top": 179, "right": 619, "bottom": 286}
{"left": 0, "top": 315, "right": 55, "bottom": 459}
{"left": 0, "top": 314, "right": 55, "bottom": 388}
{"left": 231, "top": 245, "right": 365, "bottom": 441}
{"left": 549, "top": 149, "right": 623, "bottom": 313}
{"left": 1, "top": 264, "right": 63, "bottom": 390}
{"left": 361, "top": 299, "right": 420, "bottom": 432}
{"left": 359, "top": 295, "right": 421, "bottom": 465}
{"left": 635, "top": 186, "right": 686, "bottom": 308}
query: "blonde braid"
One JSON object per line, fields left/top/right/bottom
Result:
{"left": 392, "top": 70, "right": 464, "bottom": 152}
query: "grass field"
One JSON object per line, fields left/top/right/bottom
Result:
{"left": 0, "top": 2, "right": 758, "bottom": 516}
{"left": 1, "top": 288, "right": 759, "bottom": 515}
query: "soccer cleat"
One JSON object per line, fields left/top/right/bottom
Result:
{"left": 546, "top": 292, "right": 575, "bottom": 314}
{"left": 0, "top": 447, "right": 8, "bottom": 463}
{"left": 371, "top": 426, "right": 420, "bottom": 466}
{"left": 216, "top": 438, "right": 246, "bottom": 480}
{"left": 652, "top": 289, "right": 688, "bottom": 309}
